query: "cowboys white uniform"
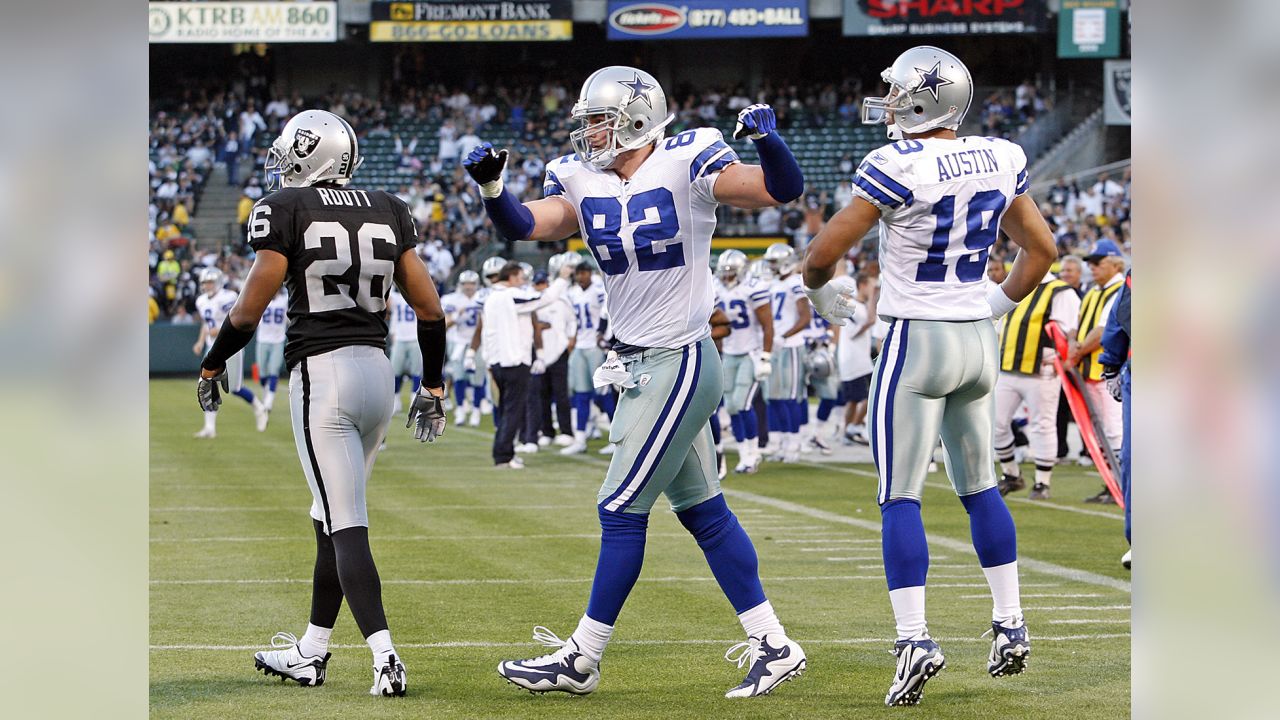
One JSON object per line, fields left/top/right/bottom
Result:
{"left": 388, "top": 287, "right": 422, "bottom": 413}
{"left": 195, "top": 284, "right": 267, "bottom": 434}
{"left": 717, "top": 273, "right": 769, "bottom": 469}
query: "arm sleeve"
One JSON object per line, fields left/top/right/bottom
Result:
{"left": 1097, "top": 284, "right": 1130, "bottom": 368}
{"left": 1009, "top": 141, "right": 1031, "bottom": 197}
{"left": 748, "top": 285, "right": 771, "bottom": 310}
{"left": 418, "top": 318, "right": 447, "bottom": 388}
{"left": 390, "top": 194, "right": 420, "bottom": 257}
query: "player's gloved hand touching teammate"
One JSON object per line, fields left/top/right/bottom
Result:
{"left": 196, "top": 366, "right": 229, "bottom": 412}
{"left": 463, "top": 142, "right": 508, "bottom": 198}
{"left": 804, "top": 276, "right": 860, "bottom": 323}
{"left": 733, "top": 104, "right": 777, "bottom": 141}
{"left": 407, "top": 386, "right": 447, "bottom": 443}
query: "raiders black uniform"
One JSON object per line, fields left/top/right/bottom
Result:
{"left": 247, "top": 185, "right": 419, "bottom": 369}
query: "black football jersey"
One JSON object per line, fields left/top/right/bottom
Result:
{"left": 247, "top": 186, "right": 418, "bottom": 369}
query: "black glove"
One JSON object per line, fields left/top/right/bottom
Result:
{"left": 197, "top": 369, "right": 229, "bottom": 412}
{"left": 406, "top": 388, "right": 447, "bottom": 443}
{"left": 462, "top": 142, "right": 508, "bottom": 186}
{"left": 1101, "top": 366, "right": 1123, "bottom": 403}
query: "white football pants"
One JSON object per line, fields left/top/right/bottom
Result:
{"left": 993, "top": 369, "right": 1059, "bottom": 467}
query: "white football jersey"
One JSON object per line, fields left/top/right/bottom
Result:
{"left": 769, "top": 274, "right": 807, "bottom": 349}
{"left": 441, "top": 290, "right": 481, "bottom": 346}
{"left": 257, "top": 291, "right": 288, "bottom": 345}
{"left": 388, "top": 288, "right": 417, "bottom": 344}
{"left": 852, "top": 136, "right": 1030, "bottom": 321}
{"left": 718, "top": 278, "right": 770, "bottom": 356}
{"left": 195, "top": 288, "right": 237, "bottom": 348}
{"left": 544, "top": 126, "right": 739, "bottom": 349}
{"left": 837, "top": 299, "right": 873, "bottom": 382}
{"left": 802, "top": 306, "right": 831, "bottom": 343}
{"left": 567, "top": 280, "right": 608, "bottom": 348}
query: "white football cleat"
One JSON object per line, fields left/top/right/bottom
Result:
{"left": 193, "top": 427, "right": 216, "bottom": 439}
{"left": 1121, "top": 548, "right": 1131, "bottom": 569}
{"left": 454, "top": 403, "right": 470, "bottom": 426}
{"left": 537, "top": 436, "right": 552, "bottom": 447}
{"left": 468, "top": 409, "right": 482, "bottom": 427}
{"left": 369, "top": 653, "right": 406, "bottom": 696}
{"left": 598, "top": 443, "right": 617, "bottom": 455}
{"left": 885, "top": 636, "right": 946, "bottom": 706}
{"left": 498, "top": 626, "right": 599, "bottom": 695}
{"left": 253, "top": 399, "right": 270, "bottom": 432}
{"left": 986, "top": 617, "right": 1031, "bottom": 677}
{"left": 553, "top": 434, "right": 575, "bottom": 447}
{"left": 253, "top": 632, "right": 328, "bottom": 687}
{"left": 559, "top": 441, "right": 588, "bottom": 456}
{"left": 724, "top": 633, "right": 806, "bottom": 698}
{"left": 496, "top": 457, "right": 526, "bottom": 469}
{"left": 480, "top": 399, "right": 494, "bottom": 415}
{"left": 515, "top": 442, "right": 539, "bottom": 454}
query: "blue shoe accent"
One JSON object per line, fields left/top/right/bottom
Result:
{"left": 885, "top": 637, "right": 945, "bottom": 706}
{"left": 987, "top": 618, "right": 1031, "bottom": 677}
{"left": 497, "top": 627, "right": 600, "bottom": 695}
{"left": 724, "top": 633, "right": 806, "bottom": 698}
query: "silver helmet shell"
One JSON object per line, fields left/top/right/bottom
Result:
{"left": 265, "top": 110, "right": 363, "bottom": 191}
{"left": 748, "top": 258, "right": 774, "bottom": 284}
{"left": 764, "top": 243, "right": 798, "bottom": 277}
{"left": 861, "top": 46, "right": 973, "bottom": 137}
{"left": 198, "top": 267, "right": 224, "bottom": 294}
{"left": 806, "top": 346, "right": 834, "bottom": 380}
{"left": 481, "top": 256, "right": 507, "bottom": 285}
{"left": 570, "top": 66, "right": 675, "bottom": 170}
{"left": 548, "top": 251, "right": 581, "bottom": 277}
{"left": 716, "top": 249, "right": 748, "bottom": 287}
{"left": 457, "top": 270, "right": 480, "bottom": 288}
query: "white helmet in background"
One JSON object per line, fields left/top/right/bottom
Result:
{"left": 570, "top": 66, "right": 675, "bottom": 170}
{"left": 748, "top": 258, "right": 774, "bottom": 284}
{"left": 481, "top": 256, "right": 506, "bottom": 285}
{"left": 548, "top": 251, "right": 581, "bottom": 277}
{"left": 199, "top": 267, "right": 224, "bottom": 295}
{"left": 862, "top": 46, "right": 973, "bottom": 138}
{"left": 457, "top": 270, "right": 480, "bottom": 295}
{"left": 716, "top": 250, "right": 748, "bottom": 288}
{"left": 764, "top": 243, "right": 799, "bottom": 277}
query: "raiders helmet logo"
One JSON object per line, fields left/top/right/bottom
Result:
{"left": 293, "top": 129, "right": 321, "bottom": 159}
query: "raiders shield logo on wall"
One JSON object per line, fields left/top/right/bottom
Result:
{"left": 293, "top": 129, "right": 321, "bottom": 158}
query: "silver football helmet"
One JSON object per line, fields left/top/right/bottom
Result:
{"left": 806, "top": 345, "right": 834, "bottom": 380}
{"left": 570, "top": 66, "right": 675, "bottom": 170}
{"left": 518, "top": 262, "right": 534, "bottom": 285}
{"left": 457, "top": 270, "right": 480, "bottom": 294}
{"left": 265, "top": 109, "right": 364, "bottom": 191}
{"left": 862, "top": 46, "right": 973, "bottom": 137}
{"left": 198, "top": 267, "right": 223, "bottom": 295}
{"left": 764, "top": 243, "right": 799, "bottom": 277}
{"left": 547, "top": 251, "right": 581, "bottom": 277}
{"left": 481, "top": 256, "right": 506, "bottom": 285}
{"left": 748, "top": 258, "right": 774, "bottom": 284}
{"left": 716, "top": 250, "right": 749, "bottom": 287}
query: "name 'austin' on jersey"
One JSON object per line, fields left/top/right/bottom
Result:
{"left": 542, "top": 124, "right": 737, "bottom": 348}
{"left": 247, "top": 186, "right": 420, "bottom": 368}
{"left": 855, "top": 134, "right": 1029, "bottom": 321}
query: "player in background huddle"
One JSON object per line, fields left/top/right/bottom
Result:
{"left": 192, "top": 267, "right": 269, "bottom": 437}
{"left": 441, "top": 270, "right": 483, "bottom": 426}
{"left": 465, "top": 65, "right": 808, "bottom": 698}
{"left": 256, "top": 287, "right": 289, "bottom": 413}
{"left": 388, "top": 285, "right": 423, "bottom": 417}
{"left": 835, "top": 273, "right": 877, "bottom": 445}
{"left": 714, "top": 249, "right": 773, "bottom": 474}
{"left": 561, "top": 259, "right": 616, "bottom": 455}
{"left": 195, "top": 110, "right": 449, "bottom": 698}
{"left": 764, "top": 243, "right": 812, "bottom": 464}
{"left": 802, "top": 46, "right": 1056, "bottom": 706}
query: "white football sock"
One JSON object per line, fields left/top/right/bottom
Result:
{"left": 366, "top": 629, "right": 396, "bottom": 666}
{"left": 738, "top": 600, "right": 785, "bottom": 639}
{"left": 203, "top": 411, "right": 217, "bottom": 431}
{"left": 570, "top": 614, "right": 613, "bottom": 663}
{"left": 1000, "top": 458, "right": 1020, "bottom": 477}
{"left": 263, "top": 389, "right": 275, "bottom": 410}
{"left": 982, "top": 561, "right": 1023, "bottom": 624}
{"left": 888, "top": 586, "right": 929, "bottom": 641}
{"left": 298, "top": 623, "right": 332, "bottom": 658}
{"left": 1034, "top": 467, "right": 1053, "bottom": 486}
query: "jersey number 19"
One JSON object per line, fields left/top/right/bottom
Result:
{"left": 916, "top": 189, "right": 1006, "bottom": 284}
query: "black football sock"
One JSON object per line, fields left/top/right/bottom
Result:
{"left": 330, "top": 526, "right": 389, "bottom": 638}
{"left": 308, "top": 519, "right": 344, "bottom": 630}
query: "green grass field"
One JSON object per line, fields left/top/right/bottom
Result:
{"left": 150, "top": 378, "right": 1130, "bottom": 718}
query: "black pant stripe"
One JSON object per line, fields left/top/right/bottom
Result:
{"left": 301, "top": 358, "right": 333, "bottom": 533}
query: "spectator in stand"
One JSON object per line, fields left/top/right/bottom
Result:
{"left": 239, "top": 100, "right": 267, "bottom": 147}
{"left": 395, "top": 134, "right": 422, "bottom": 175}
{"left": 221, "top": 131, "right": 242, "bottom": 186}
{"left": 456, "top": 125, "right": 482, "bottom": 160}
{"left": 757, "top": 205, "right": 782, "bottom": 235}
{"left": 437, "top": 120, "right": 459, "bottom": 165}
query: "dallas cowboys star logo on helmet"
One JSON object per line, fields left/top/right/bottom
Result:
{"left": 620, "top": 72, "right": 655, "bottom": 109}
{"left": 911, "top": 61, "right": 954, "bottom": 103}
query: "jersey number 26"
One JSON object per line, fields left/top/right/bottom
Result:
{"left": 302, "top": 221, "right": 397, "bottom": 313}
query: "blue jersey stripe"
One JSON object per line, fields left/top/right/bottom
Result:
{"left": 1015, "top": 169, "right": 1029, "bottom": 195}
{"left": 853, "top": 175, "right": 901, "bottom": 208}
{"left": 543, "top": 170, "right": 565, "bottom": 197}
{"left": 859, "top": 163, "right": 913, "bottom": 204}
{"left": 698, "top": 149, "right": 739, "bottom": 179}
{"left": 688, "top": 141, "right": 732, "bottom": 182}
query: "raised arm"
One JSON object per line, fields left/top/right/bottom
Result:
{"left": 713, "top": 104, "right": 804, "bottom": 209}
{"left": 463, "top": 143, "right": 579, "bottom": 242}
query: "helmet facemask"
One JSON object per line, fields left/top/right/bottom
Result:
{"left": 570, "top": 104, "right": 673, "bottom": 171}
{"left": 264, "top": 113, "right": 365, "bottom": 191}
{"left": 861, "top": 62, "right": 963, "bottom": 137}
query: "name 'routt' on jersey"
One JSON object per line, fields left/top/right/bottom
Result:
{"left": 247, "top": 186, "right": 419, "bottom": 368}
{"left": 852, "top": 136, "right": 1030, "bottom": 321}
{"left": 544, "top": 126, "right": 738, "bottom": 349}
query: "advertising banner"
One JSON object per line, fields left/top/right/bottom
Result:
{"left": 149, "top": 2, "right": 338, "bottom": 43}
{"left": 370, "top": 1, "right": 573, "bottom": 42}
{"left": 606, "top": 1, "right": 808, "bottom": 40}
{"left": 841, "top": 0, "right": 1048, "bottom": 36}
{"left": 1103, "top": 59, "right": 1131, "bottom": 125}
{"left": 1057, "top": 0, "right": 1121, "bottom": 58}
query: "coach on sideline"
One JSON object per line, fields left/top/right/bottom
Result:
{"left": 480, "top": 261, "right": 573, "bottom": 468}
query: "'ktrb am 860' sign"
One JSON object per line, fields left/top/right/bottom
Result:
{"left": 149, "top": 2, "right": 338, "bottom": 43}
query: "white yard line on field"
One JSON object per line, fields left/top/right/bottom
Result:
{"left": 150, "top": 532, "right": 682, "bottom": 544}
{"left": 150, "top": 576, "right": 1068, "bottom": 587}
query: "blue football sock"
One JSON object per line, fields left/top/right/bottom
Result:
{"left": 796, "top": 399, "right": 809, "bottom": 427}
{"left": 265, "top": 375, "right": 278, "bottom": 393}
{"left": 709, "top": 414, "right": 722, "bottom": 447}
{"left": 472, "top": 383, "right": 485, "bottom": 407}
{"left": 411, "top": 375, "right": 422, "bottom": 393}
{"left": 729, "top": 413, "right": 745, "bottom": 443}
{"left": 817, "top": 398, "right": 836, "bottom": 422}
{"left": 768, "top": 400, "right": 784, "bottom": 432}
{"left": 677, "top": 495, "right": 766, "bottom": 613}
{"left": 881, "top": 499, "right": 929, "bottom": 591}
{"left": 586, "top": 507, "right": 649, "bottom": 625}
{"left": 740, "top": 409, "right": 758, "bottom": 440}
{"left": 394, "top": 375, "right": 404, "bottom": 394}
{"left": 574, "top": 392, "right": 592, "bottom": 432}
{"left": 234, "top": 387, "right": 255, "bottom": 404}
{"left": 455, "top": 379, "right": 470, "bottom": 407}
{"left": 958, "top": 487, "right": 1018, "bottom": 568}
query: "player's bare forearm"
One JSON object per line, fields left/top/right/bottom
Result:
{"left": 527, "top": 197, "right": 580, "bottom": 242}
{"left": 712, "top": 164, "right": 779, "bottom": 209}
{"left": 228, "top": 249, "right": 288, "bottom": 329}
{"left": 996, "top": 194, "right": 1057, "bottom": 303}
{"left": 470, "top": 316, "right": 483, "bottom": 351}
{"left": 803, "top": 198, "right": 879, "bottom": 288}
{"left": 755, "top": 304, "right": 774, "bottom": 352}
{"left": 394, "top": 252, "right": 444, "bottom": 321}
{"left": 710, "top": 308, "right": 732, "bottom": 340}
{"left": 782, "top": 296, "right": 812, "bottom": 338}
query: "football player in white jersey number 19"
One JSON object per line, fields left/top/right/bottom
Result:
{"left": 801, "top": 46, "right": 1058, "bottom": 707}
{"left": 465, "top": 65, "right": 807, "bottom": 698}
{"left": 192, "top": 267, "right": 268, "bottom": 437}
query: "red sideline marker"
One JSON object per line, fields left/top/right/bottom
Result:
{"left": 1044, "top": 322, "right": 1124, "bottom": 508}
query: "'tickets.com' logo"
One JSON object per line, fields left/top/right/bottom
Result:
{"left": 609, "top": 3, "right": 686, "bottom": 36}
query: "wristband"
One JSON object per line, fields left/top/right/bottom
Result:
{"left": 986, "top": 284, "right": 1019, "bottom": 318}
{"left": 478, "top": 177, "right": 503, "bottom": 199}
{"left": 417, "top": 317, "right": 447, "bottom": 388}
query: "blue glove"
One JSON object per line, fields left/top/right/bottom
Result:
{"left": 463, "top": 142, "right": 507, "bottom": 187}
{"left": 733, "top": 103, "right": 777, "bottom": 141}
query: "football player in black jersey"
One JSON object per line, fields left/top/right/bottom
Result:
{"left": 196, "top": 110, "right": 448, "bottom": 697}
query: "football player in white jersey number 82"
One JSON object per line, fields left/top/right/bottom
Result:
{"left": 464, "top": 66, "right": 808, "bottom": 699}
{"left": 801, "top": 46, "right": 1058, "bottom": 707}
